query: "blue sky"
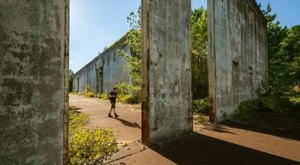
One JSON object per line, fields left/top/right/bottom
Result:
{"left": 70, "top": 0, "right": 300, "bottom": 72}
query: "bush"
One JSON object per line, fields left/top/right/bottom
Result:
{"left": 118, "top": 94, "right": 140, "bottom": 104}
{"left": 97, "top": 92, "right": 109, "bottom": 100}
{"left": 232, "top": 95, "right": 294, "bottom": 120}
{"left": 85, "top": 91, "right": 94, "bottom": 97}
{"left": 69, "top": 111, "right": 118, "bottom": 165}
{"left": 193, "top": 98, "right": 209, "bottom": 114}
{"left": 116, "top": 82, "right": 141, "bottom": 104}
{"left": 232, "top": 98, "right": 263, "bottom": 119}
{"left": 69, "top": 111, "right": 89, "bottom": 131}
{"left": 290, "top": 96, "right": 300, "bottom": 104}
{"left": 261, "top": 96, "right": 290, "bottom": 113}
{"left": 84, "top": 85, "right": 94, "bottom": 97}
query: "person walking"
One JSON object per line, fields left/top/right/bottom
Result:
{"left": 108, "top": 87, "right": 119, "bottom": 118}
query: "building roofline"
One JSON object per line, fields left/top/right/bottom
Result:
{"left": 74, "top": 33, "right": 128, "bottom": 75}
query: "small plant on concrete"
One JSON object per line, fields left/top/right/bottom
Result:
{"left": 84, "top": 84, "right": 94, "bottom": 97}
{"left": 69, "top": 111, "right": 118, "bottom": 165}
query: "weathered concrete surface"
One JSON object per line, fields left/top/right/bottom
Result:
{"left": 73, "top": 38, "right": 131, "bottom": 94}
{"left": 141, "top": 0, "right": 192, "bottom": 146}
{"left": 0, "top": 0, "right": 68, "bottom": 164}
{"left": 208, "top": 0, "right": 268, "bottom": 122}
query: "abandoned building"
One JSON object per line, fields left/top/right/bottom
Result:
{"left": 0, "top": 0, "right": 267, "bottom": 163}
{"left": 73, "top": 35, "right": 132, "bottom": 94}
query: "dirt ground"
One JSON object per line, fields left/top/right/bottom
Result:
{"left": 69, "top": 94, "right": 300, "bottom": 165}
{"left": 69, "top": 94, "right": 141, "bottom": 142}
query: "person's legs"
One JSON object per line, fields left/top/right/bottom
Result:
{"left": 110, "top": 101, "right": 118, "bottom": 117}
{"left": 108, "top": 100, "right": 113, "bottom": 117}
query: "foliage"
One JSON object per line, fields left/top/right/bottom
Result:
{"left": 116, "top": 7, "right": 142, "bottom": 103}
{"left": 290, "top": 96, "right": 300, "bottom": 104}
{"left": 229, "top": 4, "right": 300, "bottom": 119}
{"left": 69, "top": 69, "right": 74, "bottom": 93}
{"left": 98, "top": 91, "right": 109, "bottom": 100}
{"left": 69, "top": 111, "right": 89, "bottom": 131}
{"left": 196, "top": 113, "right": 209, "bottom": 124}
{"left": 232, "top": 96, "right": 293, "bottom": 119}
{"left": 69, "top": 111, "right": 118, "bottom": 165}
{"left": 191, "top": 7, "right": 208, "bottom": 99}
{"left": 84, "top": 84, "right": 94, "bottom": 97}
{"left": 117, "top": 82, "right": 141, "bottom": 104}
{"left": 193, "top": 98, "right": 209, "bottom": 114}
{"left": 117, "top": 48, "right": 141, "bottom": 85}
{"left": 261, "top": 4, "right": 300, "bottom": 97}
{"left": 232, "top": 98, "right": 263, "bottom": 119}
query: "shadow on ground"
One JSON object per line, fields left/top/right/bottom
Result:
{"left": 222, "top": 109, "right": 300, "bottom": 141}
{"left": 201, "top": 124, "right": 237, "bottom": 135}
{"left": 69, "top": 106, "right": 82, "bottom": 114}
{"left": 223, "top": 121, "right": 300, "bottom": 141}
{"left": 115, "top": 117, "right": 141, "bottom": 129}
{"left": 152, "top": 132, "right": 299, "bottom": 165}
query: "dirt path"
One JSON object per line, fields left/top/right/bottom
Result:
{"left": 69, "top": 94, "right": 300, "bottom": 164}
{"left": 69, "top": 94, "right": 141, "bottom": 142}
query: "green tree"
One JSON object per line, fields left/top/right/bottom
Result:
{"left": 191, "top": 7, "right": 208, "bottom": 99}
{"left": 260, "top": 3, "right": 300, "bottom": 97}
{"left": 277, "top": 25, "right": 300, "bottom": 93}
{"left": 118, "top": 7, "right": 141, "bottom": 85}
{"left": 117, "top": 7, "right": 142, "bottom": 103}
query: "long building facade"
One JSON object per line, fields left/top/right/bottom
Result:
{"left": 73, "top": 37, "right": 132, "bottom": 94}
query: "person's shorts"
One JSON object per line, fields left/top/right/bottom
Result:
{"left": 110, "top": 100, "right": 116, "bottom": 108}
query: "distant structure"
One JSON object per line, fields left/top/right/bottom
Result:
{"left": 73, "top": 35, "right": 132, "bottom": 94}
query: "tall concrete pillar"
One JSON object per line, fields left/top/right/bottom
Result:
{"left": 141, "top": 0, "right": 192, "bottom": 146}
{"left": 0, "top": 0, "right": 69, "bottom": 164}
{"left": 208, "top": 0, "right": 268, "bottom": 122}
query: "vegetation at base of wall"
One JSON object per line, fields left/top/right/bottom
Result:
{"left": 69, "top": 110, "right": 118, "bottom": 165}
{"left": 193, "top": 98, "right": 209, "bottom": 115}
{"left": 85, "top": 92, "right": 94, "bottom": 97}
{"left": 231, "top": 98, "right": 263, "bottom": 119}
{"left": 231, "top": 94, "right": 299, "bottom": 120}
{"left": 117, "top": 82, "right": 141, "bottom": 104}
{"left": 96, "top": 92, "right": 109, "bottom": 100}
{"left": 84, "top": 84, "right": 95, "bottom": 97}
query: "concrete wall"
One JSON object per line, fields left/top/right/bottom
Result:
{"left": 73, "top": 44, "right": 132, "bottom": 94}
{"left": 0, "top": 0, "right": 68, "bottom": 164}
{"left": 208, "top": 0, "right": 268, "bottom": 122}
{"left": 141, "top": 0, "right": 192, "bottom": 146}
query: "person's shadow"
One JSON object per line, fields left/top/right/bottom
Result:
{"left": 115, "top": 117, "right": 141, "bottom": 129}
